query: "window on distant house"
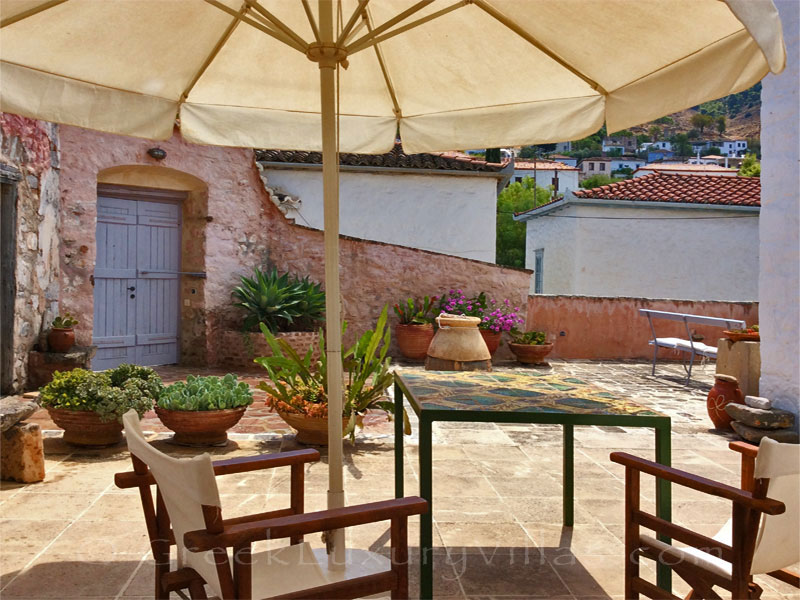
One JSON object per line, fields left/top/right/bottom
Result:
{"left": 516, "top": 177, "right": 523, "bottom": 183}
{"left": 589, "top": 163, "right": 594, "bottom": 171}
{"left": 599, "top": 163, "right": 606, "bottom": 171}
{"left": 534, "top": 249, "right": 544, "bottom": 294}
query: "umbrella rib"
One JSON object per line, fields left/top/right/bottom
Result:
{"left": 179, "top": 2, "right": 249, "bottom": 106}
{"left": 347, "top": 0, "right": 469, "bottom": 56}
{"left": 335, "top": 0, "right": 370, "bottom": 47}
{"left": 346, "top": 0, "right": 434, "bottom": 54}
{"left": 301, "top": 0, "right": 321, "bottom": 44}
{"left": 204, "top": 0, "right": 307, "bottom": 54}
{"left": 470, "top": 0, "right": 608, "bottom": 96}
{"left": 0, "top": 0, "right": 68, "bottom": 29}
{"left": 243, "top": 0, "right": 309, "bottom": 52}
{"left": 362, "top": 9, "right": 402, "bottom": 119}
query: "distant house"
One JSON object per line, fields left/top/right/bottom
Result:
{"left": 692, "top": 140, "right": 749, "bottom": 157}
{"left": 633, "top": 162, "right": 738, "bottom": 177}
{"left": 646, "top": 149, "right": 676, "bottom": 162}
{"left": 550, "top": 153, "right": 578, "bottom": 167}
{"left": 610, "top": 157, "right": 645, "bottom": 173}
{"left": 578, "top": 157, "right": 613, "bottom": 179}
{"left": 641, "top": 141, "right": 673, "bottom": 152}
{"left": 602, "top": 136, "right": 637, "bottom": 154}
{"left": 511, "top": 160, "right": 579, "bottom": 194}
{"left": 514, "top": 173, "right": 760, "bottom": 300}
{"left": 555, "top": 141, "right": 572, "bottom": 153}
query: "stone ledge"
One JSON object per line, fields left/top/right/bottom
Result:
{"left": 1, "top": 396, "right": 39, "bottom": 432}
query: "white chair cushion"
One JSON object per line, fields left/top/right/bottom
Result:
{"left": 641, "top": 527, "right": 732, "bottom": 582}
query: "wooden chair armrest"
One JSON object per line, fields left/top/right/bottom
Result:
{"left": 115, "top": 449, "right": 320, "bottom": 488}
{"left": 728, "top": 441, "right": 759, "bottom": 458}
{"left": 184, "top": 496, "right": 428, "bottom": 551}
{"left": 610, "top": 452, "right": 785, "bottom": 515}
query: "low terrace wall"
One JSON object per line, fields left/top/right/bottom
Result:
{"left": 527, "top": 295, "right": 759, "bottom": 360}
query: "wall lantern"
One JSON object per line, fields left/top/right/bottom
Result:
{"left": 147, "top": 147, "right": 167, "bottom": 160}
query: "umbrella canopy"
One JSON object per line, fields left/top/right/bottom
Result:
{"left": 0, "top": 0, "right": 785, "bottom": 571}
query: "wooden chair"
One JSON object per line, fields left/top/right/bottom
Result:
{"left": 611, "top": 438, "right": 799, "bottom": 599}
{"left": 115, "top": 410, "right": 427, "bottom": 599}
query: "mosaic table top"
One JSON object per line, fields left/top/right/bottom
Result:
{"left": 396, "top": 369, "right": 665, "bottom": 417}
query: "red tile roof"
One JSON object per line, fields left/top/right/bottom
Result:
{"left": 573, "top": 173, "right": 760, "bottom": 206}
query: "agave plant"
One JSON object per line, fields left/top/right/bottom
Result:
{"left": 232, "top": 267, "right": 325, "bottom": 332}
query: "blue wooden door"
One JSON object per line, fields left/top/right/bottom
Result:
{"left": 92, "top": 193, "right": 180, "bottom": 370}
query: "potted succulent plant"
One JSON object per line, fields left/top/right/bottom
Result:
{"left": 508, "top": 329, "right": 554, "bottom": 365}
{"left": 393, "top": 295, "right": 437, "bottom": 360}
{"left": 155, "top": 374, "right": 254, "bottom": 446}
{"left": 47, "top": 313, "right": 79, "bottom": 353}
{"left": 39, "top": 364, "right": 161, "bottom": 446}
{"left": 227, "top": 266, "right": 326, "bottom": 367}
{"left": 257, "top": 306, "right": 406, "bottom": 445}
{"left": 438, "top": 290, "right": 525, "bottom": 356}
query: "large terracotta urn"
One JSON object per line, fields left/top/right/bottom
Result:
{"left": 425, "top": 315, "right": 491, "bottom": 371}
{"left": 48, "top": 408, "right": 123, "bottom": 446}
{"left": 395, "top": 323, "right": 435, "bottom": 360}
{"left": 479, "top": 329, "right": 502, "bottom": 356}
{"left": 706, "top": 374, "right": 744, "bottom": 430}
{"left": 155, "top": 407, "right": 247, "bottom": 446}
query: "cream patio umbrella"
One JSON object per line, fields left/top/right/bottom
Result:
{"left": 0, "top": 0, "right": 785, "bottom": 568}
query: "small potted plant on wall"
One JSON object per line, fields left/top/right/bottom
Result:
{"left": 39, "top": 364, "right": 161, "bottom": 446}
{"left": 47, "top": 313, "right": 79, "bottom": 353}
{"left": 257, "top": 306, "right": 405, "bottom": 445}
{"left": 155, "top": 374, "right": 254, "bottom": 446}
{"left": 508, "top": 329, "right": 554, "bottom": 365}
{"left": 393, "top": 295, "right": 437, "bottom": 360}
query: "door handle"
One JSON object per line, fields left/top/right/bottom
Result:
{"left": 130, "top": 294, "right": 136, "bottom": 299}
{"left": 127, "top": 286, "right": 136, "bottom": 291}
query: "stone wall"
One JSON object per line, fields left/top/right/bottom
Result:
{"left": 0, "top": 114, "right": 60, "bottom": 392}
{"left": 527, "top": 294, "right": 758, "bottom": 360}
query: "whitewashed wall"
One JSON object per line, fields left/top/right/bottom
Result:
{"left": 264, "top": 168, "right": 498, "bottom": 262}
{"left": 524, "top": 203, "right": 759, "bottom": 300}
{"left": 512, "top": 168, "right": 579, "bottom": 194}
{"left": 760, "top": 0, "right": 799, "bottom": 418}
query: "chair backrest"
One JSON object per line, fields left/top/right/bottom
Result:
{"left": 122, "top": 410, "right": 224, "bottom": 596}
{"left": 750, "top": 437, "right": 800, "bottom": 574}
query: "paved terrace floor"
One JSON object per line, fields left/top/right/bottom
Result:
{"left": 2, "top": 360, "right": 798, "bottom": 599}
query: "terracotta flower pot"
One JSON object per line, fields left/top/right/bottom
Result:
{"left": 509, "top": 342, "right": 554, "bottom": 365}
{"left": 155, "top": 407, "right": 247, "bottom": 446}
{"left": 479, "top": 329, "right": 502, "bottom": 356}
{"left": 47, "top": 407, "right": 123, "bottom": 446}
{"left": 276, "top": 410, "right": 350, "bottom": 445}
{"left": 706, "top": 374, "right": 745, "bottom": 430}
{"left": 395, "top": 323, "right": 434, "bottom": 360}
{"left": 47, "top": 328, "right": 75, "bottom": 353}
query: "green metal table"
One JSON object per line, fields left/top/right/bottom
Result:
{"left": 393, "top": 369, "right": 672, "bottom": 599}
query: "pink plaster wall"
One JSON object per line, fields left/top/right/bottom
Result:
{"left": 527, "top": 295, "right": 759, "bottom": 360}
{"left": 57, "top": 126, "right": 531, "bottom": 364}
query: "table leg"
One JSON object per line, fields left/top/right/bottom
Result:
{"left": 655, "top": 423, "right": 672, "bottom": 593}
{"left": 394, "top": 382, "right": 404, "bottom": 499}
{"left": 419, "top": 416, "right": 434, "bottom": 600}
{"left": 563, "top": 424, "right": 574, "bottom": 527}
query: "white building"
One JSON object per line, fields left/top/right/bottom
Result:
{"left": 256, "top": 145, "right": 511, "bottom": 263}
{"left": 633, "top": 163, "right": 738, "bottom": 177}
{"left": 555, "top": 141, "right": 572, "bottom": 153}
{"left": 511, "top": 160, "right": 579, "bottom": 194}
{"left": 550, "top": 153, "right": 578, "bottom": 167}
{"left": 515, "top": 173, "right": 760, "bottom": 300}
{"left": 610, "top": 157, "right": 645, "bottom": 173}
{"left": 641, "top": 140, "right": 673, "bottom": 152}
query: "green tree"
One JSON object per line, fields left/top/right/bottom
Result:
{"left": 496, "top": 178, "right": 552, "bottom": 268}
{"left": 715, "top": 115, "right": 726, "bottom": 135}
{"left": 687, "top": 128, "right": 701, "bottom": 140}
{"left": 485, "top": 148, "right": 502, "bottom": 163}
{"left": 690, "top": 113, "right": 714, "bottom": 135}
{"left": 672, "top": 133, "right": 692, "bottom": 156}
{"left": 655, "top": 116, "right": 673, "bottom": 125}
{"left": 636, "top": 133, "right": 651, "bottom": 145}
{"left": 706, "top": 146, "right": 722, "bottom": 156}
{"left": 738, "top": 153, "right": 761, "bottom": 177}
{"left": 698, "top": 100, "right": 726, "bottom": 118}
{"left": 579, "top": 174, "right": 623, "bottom": 189}
{"left": 747, "top": 138, "right": 761, "bottom": 158}
{"left": 648, "top": 125, "right": 662, "bottom": 141}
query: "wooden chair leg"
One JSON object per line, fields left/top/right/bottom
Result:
{"left": 391, "top": 516, "right": 409, "bottom": 600}
{"left": 290, "top": 463, "right": 305, "bottom": 545}
{"left": 625, "top": 466, "right": 641, "bottom": 600}
{"left": 188, "top": 580, "right": 208, "bottom": 599}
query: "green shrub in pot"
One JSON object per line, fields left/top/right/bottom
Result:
{"left": 157, "top": 374, "right": 254, "bottom": 411}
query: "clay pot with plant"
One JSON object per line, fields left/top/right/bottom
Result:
{"left": 508, "top": 329, "right": 554, "bottom": 365}
{"left": 47, "top": 313, "right": 78, "bottom": 353}
{"left": 257, "top": 306, "right": 409, "bottom": 445}
{"left": 39, "top": 364, "right": 161, "bottom": 446}
{"left": 155, "top": 374, "right": 253, "bottom": 446}
{"left": 437, "top": 290, "right": 525, "bottom": 357}
{"left": 393, "top": 295, "right": 437, "bottom": 360}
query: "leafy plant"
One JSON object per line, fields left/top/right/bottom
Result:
{"left": 496, "top": 177, "right": 552, "bottom": 268}
{"left": 256, "top": 305, "right": 405, "bottom": 441}
{"left": 157, "top": 374, "right": 253, "bottom": 411}
{"left": 39, "top": 366, "right": 158, "bottom": 422}
{"left": 52, "top": 313, "right": 78, "bottom": 328}
{"left": 438, "top": 291, "right": 524, "bottom": 333}
{"left": 509, "top": 329, "right": 548, "bottom": 345}
{"left": 393, "top": 296, "right": 437, "bottom": 325}
{"left": 738, "top": 153, "right": 760, "bottom": 177}
{"left": 232, "top": 267, "right": 325, "bottom": 333}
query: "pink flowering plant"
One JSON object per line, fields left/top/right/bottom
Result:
{"left": 438, "top": 290, "right": 524, "bottom": 333}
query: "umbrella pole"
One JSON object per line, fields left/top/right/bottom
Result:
{"left": 318, "top": 0, "right": 346, "bottom": 570}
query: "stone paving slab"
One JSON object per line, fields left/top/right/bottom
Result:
{"left": 4, "top": 360, "right": 799, "bottom": 599}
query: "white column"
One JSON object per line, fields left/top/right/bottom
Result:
{"left": 759, "top": 0, "right": 799, "bottom": 420}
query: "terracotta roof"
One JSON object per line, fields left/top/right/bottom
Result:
{"left": 635, "top": 163, "right": 738, "bottom": 173}
{"left": 255, "top": 143, "right": 505, "bottom": 173}
{"left": 573, "top": 173, "right": 760, "bottom": 206}
{"left": 514, "top": 160, "right": 578, "bottom": 171}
